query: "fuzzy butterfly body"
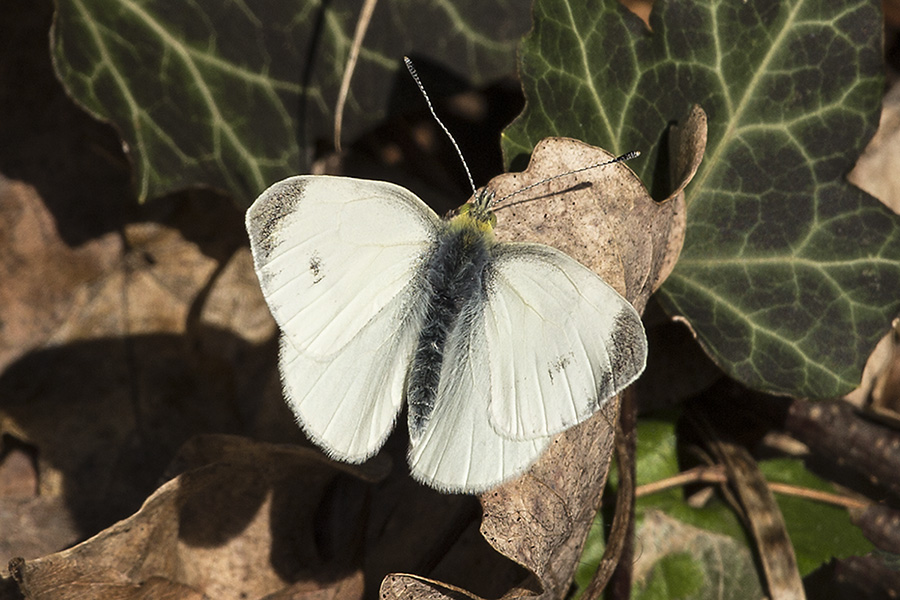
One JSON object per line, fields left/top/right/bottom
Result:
{"left": 246, "top": 175, "right": 647, "bottom": 493}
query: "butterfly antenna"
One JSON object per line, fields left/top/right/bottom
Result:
{"left": 495, "top": 150, "right": 640, "bottom": 206}
{"left": 404, "top": 57, "right": 478, "bottom": 198}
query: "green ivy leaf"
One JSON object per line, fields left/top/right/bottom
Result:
{"left": 575, "top": 419, "right": 874, "bottom": 597}
{"left": 760, "top": 459, "right": 874, "bottom": 576}
{"left": 576, "top": 419, "right": 760, "bottom": 597}
{"left": 631, "top": 515, "right": 763, "bottom": 600}
{"left": 629, "top": 418, "right": 746, "bottom": 541}
{"left": 503, "top": 0, "right": 900, "bottom": 397}
{"left": 52, "top": 0, "right": 529, "bottom": 202}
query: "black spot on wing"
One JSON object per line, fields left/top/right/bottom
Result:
{"left": 309, "top": 251, "right": 324, "bottom": 284}
{"left": 547, "top": 352, "right": 574, "bottom": 384}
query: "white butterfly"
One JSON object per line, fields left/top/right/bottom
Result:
{"left": 246, "top": 174, "right": 648, "bottom": 493}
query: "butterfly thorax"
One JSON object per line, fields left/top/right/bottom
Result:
{"left": 454, "top": 188, "right": 497, "bottom": 231}
{"left": 406, "top": 214, "right": 494, "bottom": 441}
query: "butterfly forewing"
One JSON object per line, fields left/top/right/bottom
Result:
{"left": 247, "top": 176, "right": 441, "bottom": 461}
{"left": 483, "top": 244, "right": 647, "bottom": 440}
{"left": 247, "top": 176, "right": 441, "bottom": 357}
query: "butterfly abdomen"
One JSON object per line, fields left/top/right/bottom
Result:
{"left": 407, "top": 221, "right": 492, "bottom": 440}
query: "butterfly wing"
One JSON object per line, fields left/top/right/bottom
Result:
{"left": 247, "top": 176, "right": 441, "bottom": 356}
{"left": 407, "top": 301, "right": 550, "bottom": 493}
{"left": 278, "top": 314, "right": 419, "bottom": 461}
{"left": 484, "top": 243, "right": 647, "bottom": 440}
{"left": 247, "top": 175, "right": 440, "bottom": 461}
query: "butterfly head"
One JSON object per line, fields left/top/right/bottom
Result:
{"left": 454, "top": 188, "right": 497, "bottom": 234}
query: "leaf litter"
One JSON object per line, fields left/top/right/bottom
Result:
{"left": 1, "top": 103, "right": 704, "bottom": 599}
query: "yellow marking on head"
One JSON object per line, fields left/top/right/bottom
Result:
{"left": 450, "top": 209, "right": 495, "bottom": 237}
{"left": 451, "top": 187, "right": 496, "bottom": 234}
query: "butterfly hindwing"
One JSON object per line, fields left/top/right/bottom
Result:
{"left": 247, "top": 176, "right": 440, "bottom": 461}
{"left": 407, "top": 299, "right": 550, "bottom": 492}
{"left": 278, "top": 297, "right": 422, "bottom": 462}
{"left": 483, "top": 244, "right": 647, "bottom": 440}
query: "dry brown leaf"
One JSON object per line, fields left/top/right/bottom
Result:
{"left": 0, "top": 182, "right": 295, "bottom": 561}
{"left": 690, "top": 413, "right": 805, "bottom": 600}
{"left": 849, "top": 79, "right": 900, "bottom": 214}
{"left": 0, "top": 448, "right": 37, "bottom": 499}
{"left": 490, "top": 106, "right": 703, "bottom": 314}
{"left": 863, "top": 320, "right": 900, "bottom": 422}
{"left": 12, "top": 436, "right": 371, "bottom": 600}
{"left": 6, "top": 425, "right": 520, "bottom": 598}
{"left": 381, "top": 573, "right": 508, "bottom": 600}
{"left": 3, "top": 84, "right": 704, "bottom": 598}
{"left": 0, "top": 177, "right": 121, "bottom": 374}
{"left": 0, "top": 444, "right": 79, "bottom": 568}
{"left": 491, "top": 140, "right": 652, "bottom": 308}
{"left": 640, "top": 107, "right": 720, "bottom": 410}
{"left": 845, "top": 316, "right": 900, "bottom": 429}
{"left": 381, "top": 109, "right": 705, "bottom": 599}
{"left": 0, "top": 494, "right": 77, "bottom": 568}
{"left": 657, "top": 103, "right": 706, "bottom": 288}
